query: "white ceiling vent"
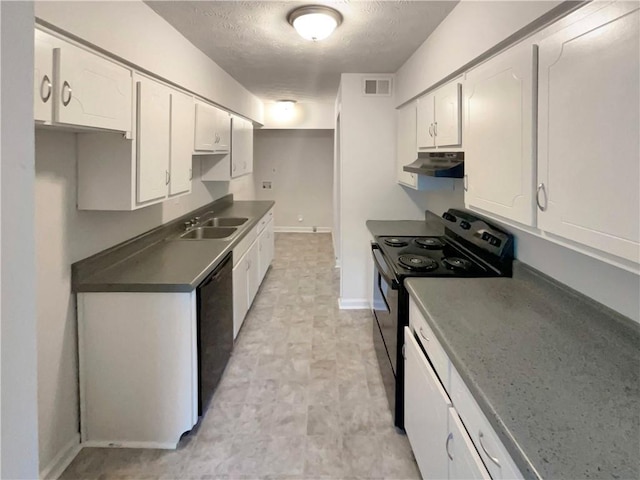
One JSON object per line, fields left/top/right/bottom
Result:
{"left": 363, "top": 77, "right": 392, "bottom": 97}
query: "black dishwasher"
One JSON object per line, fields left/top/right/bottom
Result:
{"left": 196, "top": 252, "right": 233, "bottom": 415}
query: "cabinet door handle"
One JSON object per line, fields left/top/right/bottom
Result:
{"left": 61, "top": 80, "right": 72, "bottom": 106}
{"left": 246, "top": 260, "right": 251, "bottom": 271}
{"left": 165, "top": 170, "right": 170, "bottom": 185}
{"left": 446, "top": 432, "right": 454, "bottom": 461}
{"left": 478, "top": 431, "right": 501, "bottom": 467}
{"left": 232, "top": 163, "right": 237, "bottom": 172}
{"left": 40, "top": 75, "right": 52, "bottom": 103}
{"left": 536, "top": 183, "right": 548, "bottom": 211}
{"left": 189, "top": 168, "right": 193, "bottom": 180}
{"left": 463, "top": 174, "right": 469, "bottom": 192}
{"left": 402, "top": 344, "right": 406, "bottom": 359}
{"left": 433, "top": 121, "right": 438, "bottom": 136}
{"left": 419, "top": 327, "right": 429, "bottom": 342}
{"left": 428, "top": 123, "right": 434, "bottom": 138}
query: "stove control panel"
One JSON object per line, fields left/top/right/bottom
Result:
{"left": 441, "top": 209, "right": 513, "bottom": 260}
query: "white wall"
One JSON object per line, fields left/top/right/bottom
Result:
{"left": 34, "top": 130, "right": 254, "bottom": 476}
{"left": 34, "top": 1, "right": 263, "bottom": 124}
{"left": 1, "top": 1, "right": 40, "bottom": 478}
{"left": 253, "top": 129, "right": 333, "bottom": 231}
{"left": 262, "top": 103, "right": 335, "bottom": 129}
{"left": 396, "top": 0, "right": 563, "bottom": 105}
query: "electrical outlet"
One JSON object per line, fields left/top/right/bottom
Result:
{"left": 262, "top": 181, "right": 272, "bottom": 189}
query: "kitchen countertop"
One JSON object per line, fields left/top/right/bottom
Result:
{"left": 73, "top": 200, "right": 275, "bottom": 293}
{"left": 366, "top": 212, "right": 446, "bottom": 238}
{"left": 405, "top": 263, "right": 640, "bottom": 480}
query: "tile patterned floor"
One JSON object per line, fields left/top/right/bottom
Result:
{"left": 61, "top": 233, "right": 420, "bottom": 480}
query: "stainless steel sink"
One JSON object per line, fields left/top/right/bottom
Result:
{"left": 201, "top": 217, "right": 248, "bottom": 227}
{"left": 179, "top": 227, "right": 237, "bottom": 240}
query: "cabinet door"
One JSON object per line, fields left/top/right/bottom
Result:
{"left": 34, "top": 30, "right": 54, "bottom": 124}
{"left": 448, "top": 408, "right": 491, "bottom": 480}
{"left": 396, "top": 103, "right": 417, "bottom": 188}
{"left": 404, "top": 327, "right": 450, "bottom": 480}
{"left": 232, "top": 255, "right": 249, "bottom": 340}
{"left": 54, "top": 39, "right": 132, "bottom": 132}
{"left": 136, "top": 77, "right": 170, "bottom": 204}
{"left": 464, "top": 42, "right": 536, "bottom": 226}
{"left": 216, "top": 109, "right": 231, "bottom": 153}
{"left": 231, "top": 116, "right": 254, "bottom": 178}
{"left": 247, "top": 240, "right": 261, "bottom": 307}
{"left": 194, "top": 102, "right": 216, "bottom": 151}
{"left": 258, "top": 219, "right": 274, "bottom": 282}
{"left": 537, "top": 3, "right": 640, "bottom": 263}
{"left": 434, "top": 82, "right": 461, "bottom": 147}
{"left": 416, "top": 94, "right": 435, "bottom": 149}
{"left": 169, "top": 90, "right": 194, "bottom": 196}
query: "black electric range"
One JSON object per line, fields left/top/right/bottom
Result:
{"left": 371, "top": 209, "right": 514, "bottom": 430}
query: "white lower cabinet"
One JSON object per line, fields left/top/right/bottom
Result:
{"left": 77, "top": 292, "right": 198, "bottom": 448}
{"left": 404, "top": 327, "right": 451, "bottom": 480}
{"left": 405, "top": 298, "right": 523, "bottom": 480}
{"left": 232, "top": 209, "right": 274, "bottom": 339}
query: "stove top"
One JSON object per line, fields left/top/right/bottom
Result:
{"left": 374, "top": 209, "right": 515, "bottom": 281}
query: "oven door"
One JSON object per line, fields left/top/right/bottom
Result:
{"left": 371, "top": 243, "right": 399, "bottom": 413}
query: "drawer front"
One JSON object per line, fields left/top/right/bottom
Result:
{"left": 450, "top": 367, "right": 523, "bottom": 480}
{"left": 257, "top": 208, "right": 274, "bottom": 234}
{"left": 233, "top": 227, "right": 258, "bottom": 266}
{"left": 409, "top": 297, "right": 450, "bottom": 390}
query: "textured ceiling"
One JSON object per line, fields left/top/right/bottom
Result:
{"left": 145, "top": 1, "right": 458, "bottom": 103}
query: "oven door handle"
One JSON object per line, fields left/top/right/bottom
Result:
{"left": 372, "top": 243, "right": 399, "bottom": 289}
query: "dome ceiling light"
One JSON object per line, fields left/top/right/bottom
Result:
{"left": 287, "top": 5, "right": 343, "bottom": 42}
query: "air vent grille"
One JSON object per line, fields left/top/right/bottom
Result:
{"left": 362, "top": 77, "right": 392, "bottom": 96}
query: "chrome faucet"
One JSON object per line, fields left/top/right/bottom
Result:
{"left": 184, "top": 217, "right": 200, "bottom": 230}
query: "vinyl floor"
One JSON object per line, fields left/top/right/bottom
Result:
{"left": 60, "top": 233, "right": 420, "bottom": 480}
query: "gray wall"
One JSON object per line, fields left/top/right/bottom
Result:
{"left": 253, "top": 129, "right": 334, "bottom": 231}
{"left": 1, "top": 1, "right": 40, "bottom": 478}
{"left": 34, "top": 129, "right": 254, "bottom": 473}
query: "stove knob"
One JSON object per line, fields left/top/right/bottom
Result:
{"left": 490, "top": 237, "right": 501, "bottom": 247}
{"left": 481, "top": 232, "right": 491, "bottom": 241}
{"left": 460, "top": 221, "right": 471, "bottom": 230}
{"left": 442, "top": 212, "right": 456, "bottom": 222}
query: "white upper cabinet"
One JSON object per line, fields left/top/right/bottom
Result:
{"left": 397, "top": 102, "right": 418, "bottom": 188}
{"left": 136, "top": 76, "right": 171, "bottom": 204}
{"left": 537, "top": 2, "right": 640, "bottom": 264}
{"left": 34, "top": 30, "right": 55, "bottom": 124}
{"left": 170, "top": 91, "right": 194, "bottom": 196}
{"left": 194, "top": 101, "right": 231, "bottom": 154}
{"left": 231, "top": 116, "right": 254, "bottom": 178}
{"left": 464, "top": 41, "right": 537, "bottom": 227}
{"left": 417, "top": 80, "right": 461, "bottom": 150}
{"left": 54, "top": 36, "right": 132, "bottom": 133}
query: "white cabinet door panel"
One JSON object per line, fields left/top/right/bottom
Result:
{"left": 448, "top": 408, "right": 491, "bottom": 480}
{"left": 259, "top": 219, "right": 274, "bottom": 282}
{"left": 416, "top": 94, "right": 436, "bottom": 149}
{"left": 136, "top": 77, "right": 170, "bottom": 204}
{"left": 216, "top": 109, "right": 231, "bottom": 153}
{"left": 194, "top": 102, "right": 216, "bottom": 151}
{"left": 397, "top": 103, "right": 418, "bottom": 187}
{"left": 435, "top": 82, "right": 461, "bottom": 147}
{"left": 247, "top": 241, "right": 261, "bottom": 307}
{"left": 404, "top": 327, "right": 451, "bottom": 480}
{"left": 34, "top": 30, "right": 54, "bottom": 124}
{"left": 170, "top": 90, "right": 194, "bottom": 196}
{"left": 233, "top": 255, "right": 249, "bottom": 339}
{"left": 54, "top": 40, "right": 132, "bottom": 132}
{"left": 537, "top": 3, "right": 640, "bottom": 263}
{"left": 465, "top": 42, "right": 536, "bottom": 226}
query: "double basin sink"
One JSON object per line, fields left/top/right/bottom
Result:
{"left": 178, "top": 217, "right": 249, "bottom": 240}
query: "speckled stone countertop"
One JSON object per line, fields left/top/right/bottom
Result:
{"left": 406, "top": 263, "right": 640, "bottom": 480}
{"left": 366, "top": 212, "right": 445, "bottom": 238}
{"left": 73, "top": 198, "right": 275, "bottom": 293}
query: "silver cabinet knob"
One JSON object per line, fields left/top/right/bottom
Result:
{"left": 536, "top": 183, "right": 548, "bottom": 211}
{"left": 446, "top": 432, "right": 454, "bottom": 461}
{"left": 165, "top": 170, "right": 170, "bottom": 185}
{"left": 478, "top": 431, "right": 501, "bottom": 467}
{"left": 61, "top": 80, "right": 72, "bottom": 106}
{"left": 419, "top": 327, "right": 429, "bottom": 342}
{"left": 40, "top": 75, "right": 52, "bottom": 103}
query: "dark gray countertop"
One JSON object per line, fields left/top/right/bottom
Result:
{"left": 405, "top": 263, "right": 640, "bottom": 480}
{"left": 74, "top": 199, "right": 275, "bottom": 292}
{"left": 366, "top": 212, "right": 445, "bottom": 238}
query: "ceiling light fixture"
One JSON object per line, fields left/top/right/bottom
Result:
{"left": 287, "top": 5, "right": 343, "bottom": 42}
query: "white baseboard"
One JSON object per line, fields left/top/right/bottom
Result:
{"left": 274, "top": 226, "right": 332, "bottom": 233}
{"left": 338, "top": 298, "right": 370, "bottom": 310}
{"left": 40, "top": 434, "right": 81, "bottom": 480}
{"left": 81, "top": 440, "right": 177, "bottom": 449}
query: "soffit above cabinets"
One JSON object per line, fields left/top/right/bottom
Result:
{"left": 144, "top": 1, "right": 458, "bottom": 103}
